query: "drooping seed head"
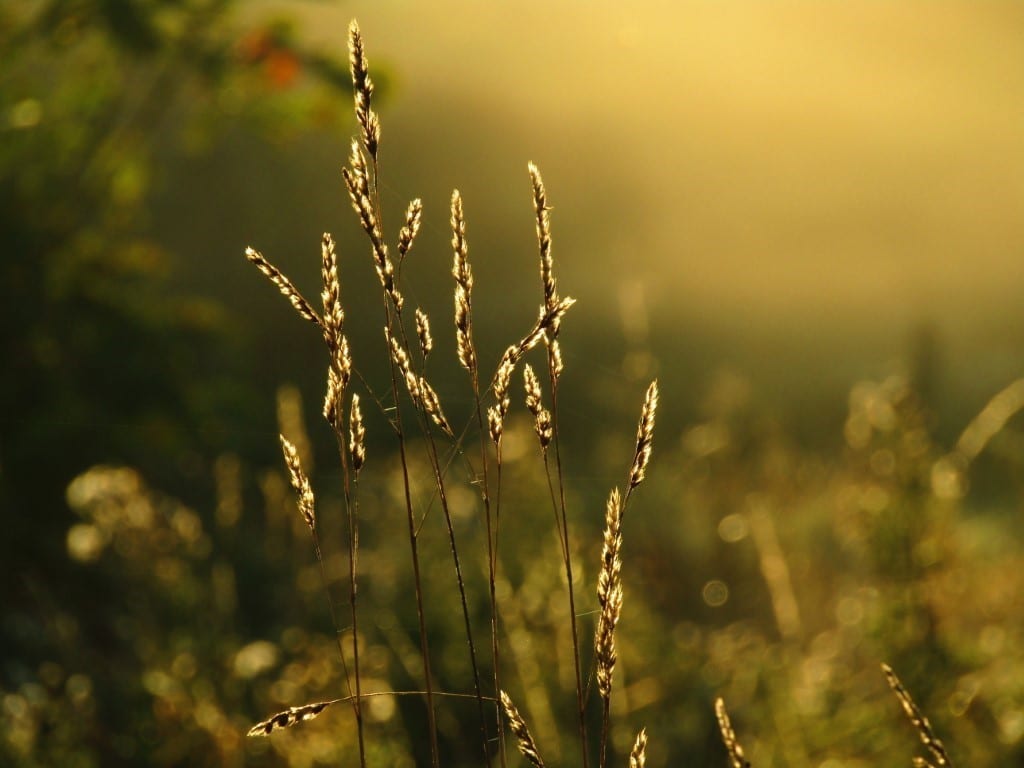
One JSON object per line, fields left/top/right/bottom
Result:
{"left": 245, "top": 247, "right": 323, "bottom": 330}
{"left": 386, "top": 328, "right": 419, "bottom": 402}
{"left": 248, "top": 700, "right": 334, "bottom": 737}
{"left": 280, "top": 435, "right": 315, "bottom": 530}
{"left": 417, "top": 376, "right": 454, "bottom": 437}
{"left": 500, "top": 690, "right": 546, "bottom": 768}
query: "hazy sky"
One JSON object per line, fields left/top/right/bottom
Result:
{"left": 246, "top": 1, "right": 1023, "bottom": 403}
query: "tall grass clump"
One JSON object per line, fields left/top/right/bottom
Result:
{"left": 241, "top": 19, "right": 658, "bottom": 767}
{"left": 227, "top": 19, "right": 1023, "bottom": 768}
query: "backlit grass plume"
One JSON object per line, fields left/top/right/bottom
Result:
{"left": 715, "top": 697, "right": 751, "bottom": 768}
{"left": 883, "top": 663, "right": 955, "bottom": 768}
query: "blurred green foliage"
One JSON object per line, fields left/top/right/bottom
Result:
{"left": 0, "top": 2, "right": 356, "bottom": 764}
{"left": 3, "top": 3, "right": 1024, "bottom": 767}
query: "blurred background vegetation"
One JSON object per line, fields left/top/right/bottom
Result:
{"left": 2, "top": 1, "right": 1024, "bottom": 766}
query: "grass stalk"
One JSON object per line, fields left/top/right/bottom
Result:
{"left": 529, "top": 162, "right": 589, "bottom": 768}
{"left": 451, "top": 186, "right": 506, "bottom": 766}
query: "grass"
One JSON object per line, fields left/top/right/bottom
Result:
{"left": 242, "top": 19, "right": 656, "bottom": 768}
{"left": 228, "top": 18, "right": 1019, "bottom": 768}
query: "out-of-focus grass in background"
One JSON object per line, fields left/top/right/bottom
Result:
{"left": 3, "top": 1, "right": 1024, "bottom": 766}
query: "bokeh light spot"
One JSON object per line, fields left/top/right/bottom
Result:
{"left": 702, "top": 580, "right": 729, "bottom": 607}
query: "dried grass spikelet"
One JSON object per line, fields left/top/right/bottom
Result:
{"left": 323, "top": 336, "right": 352, "bottom": 428}
{"left": 324, "top": 365, "right": 342, "bottom": 426}
{"left": 488, "top": 353, "right": 515, "bottom": 446}
{"left": 503, "top": 297, "right": 577, "bottom": 374}
{"left": 527, "top": 162, "right": 557, "bottom": 312}
{"left": 280, "top": 435, "right": 315, "bottom": 529}
{"left": 417, "top": 376, "right": 454, "bottom": 437}
{"left": 714, "top": 697, "right": 751, "bottom": 768}
{"left": 547, "top": 338, "right": 564, "bottom": 380}
{"left": 244, "top": 247, "right": 323, "bottom": 330}
{"left": 415, "top": 308, "right": 433, "bottom": 359}
{"left": 337, "top": 333, "right": 352, "bottom": 389}
{"left": 349, "top": 393, "right": 366, "bottom": 472}
{"left": 347, "top": 19, "right": 379, "bottom": 158}
{"left": 398, "top": 198, "right": 423, "bottom": 261}
{"left": 528, "top": 163, "right": 567, "bottom": 381}
{"left": 342, "top": 142, "right": 403, "bottom": 311}
{"left": 523, "top": 364, "right": 552, "bottom": 448}
{"left": 523, "top": 363, "right": 543, "bottom": 414}
{"left": 629, "top": 380, "right": 659, "bottom": 489}
{"left": 629, "top": 727, "right": 648, "bottom": 768}
{"left": 386, "top": 328, "right": 420, "bottom": 401}
{"left": 882, "top": 663, "right": 954, "bottom": 767}
{"left": 247, "top": 700, "right": 334, "bottom": 737}
{"left": 595, "top": 487, "right": 623, "bottom": 699}
{"left": 451, "top": 190, "right": 476, "bottom": 374}
{"left": 320, "top": 232, "right": 344, "bottom": 351}
{"left": 484, "top": 297, "right": 576, "bottom": 446}
{"left": 386, "top": 329, "right": 453, "bottom": 437}
{"left": 500, "top": 690, "right": 546, "bottom": 768}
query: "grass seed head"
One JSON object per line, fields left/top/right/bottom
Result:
{"left": 398, "top": 198, "right": 423, "bottom": 260}
{"left": 883, "top": 663, "right": 954, "bottom": 767}
{"left": 245, "top": 246, "right": 322, "bottom": 329}
{"left": 415, "top": 307, "right": 433, "bottom": 359}
{"left": 349, "top": 393, "right": 366, "bottom": 472}
{"left": 500, "top": 690, "right": 546, "bottom": 768}
{"left": 715, "top": 697, "right": 751, "bottom": 768}
{"left": 629, "top": 379, "right": 659, "bottom": 489}
{"left": 279, "top": 435, "right": 315, "bottom": 530}
{"left": 629, "top": 728, "right": 648, "bottom": 768}
{"left": 595, "top": 487, "right": 624, "bottom": 699}
{"left": 247, "top": 700, "right": 334, "bottom": 737}
{"left": 347, "top": 19, "right": 379, "bottom": 157}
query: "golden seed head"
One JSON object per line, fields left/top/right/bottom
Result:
{"left": 629, "top": 728, "right": 648, "bottom": 768}
{"left": 245, "top": 246, "right": 323, "bottom": 330}
{"left": 320, "top": 233, "right": 344, "bottom": 351}
{"left": 523, "top": 364, "right": 542, "bottom": 415}
{"left": 528, "top": 162, "right": 557, "bottom": 311}
{"left": 417, "top": 376, "right": 454, "bottom": 437}
{"left": 595, "top": 487, "right": 623, "bottom": 699}
{"left": 398, "top": 198, "right": 423, "bottom": 259}
{"left": 882, "top": 663, "right": 953, "bottom": 767}
{"left": 279, "top": 435, "right": 315, "bottom": 529}
{"left": 415, "top": 308, "right": 433, "bottom": 358}
{"left": 248, "top": 700, "right": 333, "bottom": 737}
{"left": 500, "top": 691, "right": 546, "bottom": 768}
{"left": 347, "top": 19, "right": 379, "bottom": 157}
{"left": 629, "top": 379, "right": 659, "bottom": 489}
{"left": 715, "top": 698, "right": 750, "bottom": 768}
{"left": 323, "top": 365, "right": 342, "bottom": 427}
{"left": 349, "top": 393, "right": 365, "bottom": 472}
{"left": 488, "top": 405, "right": 503, "bottom": 447}
{"left": 548, "top": 338, "right": 564, "bottom": 379}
